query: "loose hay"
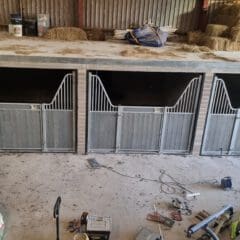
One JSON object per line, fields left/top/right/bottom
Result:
{"left": 187, "top": 31, "right": 205, "bottom": 44}
{"left": 43, "top": 27, "right": 87, "bottom": 41}
{"left": 205, "top": 24, "right": 228, "bottom": 37}
{"left": 231, "top": 25, "right": 240, "bottom": 41}
{"left": 180, "top": 44, "right": 211, "bottom": 53}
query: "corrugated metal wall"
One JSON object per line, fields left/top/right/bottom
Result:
{"left": 0, "top": 0, "right": 230, "bottom": 31}
{"left": 83, "top": 0, "right": 229, "bottom": 32}
{"left": 83, "top": 0, "right": 201, "bottom": 32}
{"left": 0, "top": 0, "right": 77, "bottom": 26}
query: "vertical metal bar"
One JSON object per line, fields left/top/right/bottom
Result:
{"left": 41, "top": 105, "right": 47, "bottom": 152}
{"left": 202, "top": 76, "right": 217, "bottom": 154}
{"left": 70, "top": 76, "right": 73, "bottom": 109}
{"left": 115, "top": 106, "right": 123, "bottom": 152}
{"left": 229, "top": 109, "right": 240, "bottom": 155}
{"left": 212, "top": 80, "right": 220, "bottom": 114}
{"left": 187, "top": 76, "right": 202, "bottom": 151}
{"left": 88, "top": 72, "right": 92, "bottom": 152}
{"left": 159, "top": 107, "right": 168, "bottom": 152}
{"left": 71, "top": 72, "right": 76, "bottom": 151}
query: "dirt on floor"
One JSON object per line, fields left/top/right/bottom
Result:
{"left": 120, "top": 46, "right": 184, "bottom": 59}
{"left": 0, "top": 153, "right": 240, "bottom": 240}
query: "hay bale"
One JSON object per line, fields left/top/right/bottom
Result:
{"left": 205, "top": 24, "right": 228, "bottom": 37}
{"left": 43, "top": 27, "right": 87, "bottom": 41}
{"left": 187, "top": 31, "right": 205, "bottom": 44}
{"left": 211, "top": 3, "right": 240, "bottom": 27}
{"left": 201, "top": 36, "right": 240, "bottom": 50}
{"left": 231, "top": 25, "right": 240, "bottom": 41}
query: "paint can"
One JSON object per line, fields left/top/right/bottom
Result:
{"left": 221, "top": 176, "right": 232, "bottom": 190}
{"left": 23, "top": 18, "right": 37, "bottom": 36}
{"left": 37, "top": 14, "right": 50, "bottom": 37}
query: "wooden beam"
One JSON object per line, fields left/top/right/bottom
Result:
{"left": 198, "top": 0, "right": 209, "bottom": 32}
{"left": 78, "top": 0, "right": 84, "bottom": 28}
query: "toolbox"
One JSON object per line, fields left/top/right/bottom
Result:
{"left": 86, "top": 215, "right": 111, "bottom": 240}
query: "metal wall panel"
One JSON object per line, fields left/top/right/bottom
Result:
{"left": 162, "top": 113, "right": 193, "bottom": 153}
{"left": 119, "top": 112, "right": 163, "bottom": 152}
{"left": 203, "top": 114, "right": 235, "bottom": 155}
{"left": 88, "top": 112, "right": 117, "bottom": 151}
{"left": 0, "top": 0, "right": 77, "bottom": 26}
{"left": 44, "top": 110, "right": 74, "bottom": 151}
{"left": 0, "top": 108, "right": 42, "bottom": 150}
{"left": 83, "top": 0, "right": 201, "bottom": 32}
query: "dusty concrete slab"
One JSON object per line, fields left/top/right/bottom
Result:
{"left": 0, "top": 32, "right": 239, "bottom": 64}
{"left": 0, "top": 153, "right": 239, "bottom": 240}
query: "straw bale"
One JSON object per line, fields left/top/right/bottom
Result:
{"left": 211, "top": 4, "right": 240, "bottom": 27}
{"left": 205, "top": 24, "right": 228, "bottom": 37}
{"left": 202, "top": 36, "right": 240, "bottom": 50}
{"left": 43, "top": 27, "right": 87, "bottom": 41}
{"left": 231, "top": 25, "right": 240, "bottom": 41}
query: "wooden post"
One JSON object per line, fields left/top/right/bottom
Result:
{"left": 199, "top": 0, "right": 209, "bottom": 32}
{"left": 78, "top": 0, "right": 84, "bottom": 28}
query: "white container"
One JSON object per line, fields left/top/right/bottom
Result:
{"left": 11, "top": 24, "right": 22, "bottom": 37}
{"left": 8, "top": 24, "right": 13, "bottom": 34}
{"left": 37, "top": 14, "right": 50, "bottom": 37}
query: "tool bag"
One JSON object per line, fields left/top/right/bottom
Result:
{"left": 126, "top": 25, "right": 168, "bottom": 47}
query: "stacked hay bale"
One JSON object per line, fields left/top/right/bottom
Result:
{"left": 43, "top": 27, "right": 88, "bottom": 41}
{"left": 187, "top": 2, "right": 240, "bottom": 51}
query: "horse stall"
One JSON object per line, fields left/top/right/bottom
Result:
{"left": 0, "top": 68, "right": 76, "bottom": 152}
{"left": 202, "top": 74, "right": 240, "bottom": 156}
{"left": 87, "top": 71, "right": 203, "bottom": 154}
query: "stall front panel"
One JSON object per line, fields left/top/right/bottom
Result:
{"left": 0, "top": 72, "right": 76, "bottom": 152}
{"left": 202, "top": 76, "right": 240, "bottom": 156}
{"left": 88, "top": 72, "right": 202, "bottom": 154}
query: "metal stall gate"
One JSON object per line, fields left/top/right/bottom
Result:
{"left": 0, "top": 73, "right": 75, "bottom": 152}
{"left": 202, "top": 77, "right": 240, "bottom": 156}
{"left": 88, "top": 73, "right": 202, "bottom": 154}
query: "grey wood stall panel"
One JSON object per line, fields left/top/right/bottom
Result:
{"left": 88, "top": 72, "right": 202, "bottom": 154}
{"left": 202, "top": 77, "right": 240, "bottom": 156}
{"left": 0, "top": 73, "right": 75, "bottom": 152}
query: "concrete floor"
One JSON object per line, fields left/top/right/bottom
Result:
{"left": 0, "top": 153, "right": 240, "bottom": 240}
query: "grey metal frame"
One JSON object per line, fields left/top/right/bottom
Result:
{"left": 202, "top": 77, "right": 240, "bottom": 156}
{"left": 88, "top": 72, "right": 202, "bottom": 154}
{"left": 0, "top": 73, "right": 76, "bottom": 152}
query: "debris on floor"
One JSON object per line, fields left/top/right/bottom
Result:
{"left": 87, "top": 158, "right": 102, "bottom": 169}
{"left": 147, "top": 212, "right": 174, "bottom": 228}
{"left": 187, "top": 205, "right": 233, "bottom": 240}
{"left": 135, "top": 227, "right": 162, "bottom": 240}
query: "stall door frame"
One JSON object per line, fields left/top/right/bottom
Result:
{"left": 202, "top": 76, "right": 240, "bottom": 156}
{"left": 88, "top": 72, "right": 202, "bottom": 154}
